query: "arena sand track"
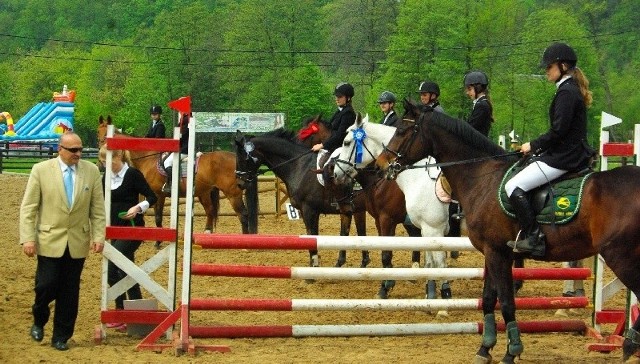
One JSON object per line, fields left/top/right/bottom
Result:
{"left": 0, "top": 174, "right": 627, "bottom": 363}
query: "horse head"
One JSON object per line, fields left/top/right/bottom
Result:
{"left": 233, "top": 130, "right": 261, "bottom": 189}
{"left": 377, "top": 99, "right": 431, "bottom": 180}
{"left": 333, "top": 113, "right": 395, "bottom": 185}
{"left": 298, "top": 113, "right": 329, "bottom": 148}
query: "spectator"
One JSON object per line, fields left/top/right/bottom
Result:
{"left": 20, "top": 132, "right": 106, "bottom": 351}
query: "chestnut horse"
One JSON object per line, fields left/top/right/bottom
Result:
{"left": 301, "top": 116, "right": 424, "bottom": 298}
{"left": 377, "top": 100, "right": 640, "bottom": 363}
{"left": 113, "top": 133, "right": 251, "bottom": 242}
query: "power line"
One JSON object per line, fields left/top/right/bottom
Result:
{"left": 0, "top": 29, "right": 635, "bottom": 55}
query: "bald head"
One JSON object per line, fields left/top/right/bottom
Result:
{"left": 59, "top": 132, "right": 83, "bottom": 166}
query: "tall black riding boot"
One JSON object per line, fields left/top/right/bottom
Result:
{"left": 506, "top": 187, "right": 546, "bottom": 257}
{"left": 163, "top": 167, "right": 173, "bottom": 193}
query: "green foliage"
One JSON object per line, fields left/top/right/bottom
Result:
{"left": 0, "top": 0, "right": 639, "bottom": 150}
{"left": 278, "top": 64, "right": 334, "bottom": 130}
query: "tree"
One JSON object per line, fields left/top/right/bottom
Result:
{"left": 277, "top": 64, "right": 334, "bottom": 130}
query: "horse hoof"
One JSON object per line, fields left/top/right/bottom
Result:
{"left": 335, "top": 259, "right": 346, "bottom": 268}
{"left": 376, "top": 287, "right": 389, "bottom": 299}
{"left": 360, "top": 257, "right": 371, "bottom": 268}
{"left": 304, "top": 279, "right": 316, "bottom": 284}
{"left": 473, "top": 354, "right": 492, "bottom": 364}
{"left": 554, "top": 309, "right": 569, "bottom": 317}
{"left": 409, "top": 262, "right": 420, "bottom": 283}
{"left": 450, "top": 251, "right": 460, "bottom": 259}
{"left": 436, "top": 310, "right": 449, "bottom": 318}
{"left": 310, "top": 255, "right": 320, "bottom": 268}
{"left": 624, "top": 357, "right": 640, "bottom": 364}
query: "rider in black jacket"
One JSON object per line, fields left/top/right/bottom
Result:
{"left": 505, "top": 42, "right": 594, "bottom": 257}
{"left": 378, "top": 91, "right": 398, "bottom": 127}
{"left": 463, "top": 71, "right": 493, "bottom": 137}
{"left": 312, "top": 82, "right": 356, "bottom": 153}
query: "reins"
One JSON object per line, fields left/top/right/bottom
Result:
{"left": 236, "top": 142, "right": 315, "bottom": 181}
{"left": 397, "top": 150, "right": 523, "bottom": 171}
{"left": 130, "top": 151, "right": 164, "bottom": 161}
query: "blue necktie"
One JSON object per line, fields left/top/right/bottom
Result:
{"left": 64, "top": 167, "right": 73, "bottom": 207}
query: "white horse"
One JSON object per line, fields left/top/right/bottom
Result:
{"left": 333, "top": 115, "right": 451, "bottom": 316}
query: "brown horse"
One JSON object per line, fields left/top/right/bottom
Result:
{"left": 376, "top": 99, "right": 640, "bottom": 363}
{"left": 113, "top": 133, "right": 252, "bottom": 241}
{"left": 302, "top": 116, "right": 424, "bottom": 298}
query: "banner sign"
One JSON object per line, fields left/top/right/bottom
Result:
{"left": 193, "top": 112, "right": 285, "bottom": 133}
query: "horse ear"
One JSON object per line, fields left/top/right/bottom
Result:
{"left": 403, "top": 98, "right": 412, "bottom": 111}
{"left": 99, "top": 115, "right": 104, "bottom": 124}
{"left": 235, "top": 130, "right": 244, "bottom": 142}
{"left": 107, "top": 115, "right": 112, "bottom": 124}
{"left": 355, "top": 112, "right": 362, "bottom": 126}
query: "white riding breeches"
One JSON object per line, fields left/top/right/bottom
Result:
{"left": 504, "top": 160, "right": 567, "bottom": 197}
{"left": 163, "top": 152, "right": 179, "bottom": 169}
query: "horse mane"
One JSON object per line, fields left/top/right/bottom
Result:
{"left": 255, "top": 127, "right": 310, "bottom": 153}
{"left": 428, "top": 111, "right": 509, "bottom": 157}
{"left": 261, "top": 127, "right": 299, "bottom": 142}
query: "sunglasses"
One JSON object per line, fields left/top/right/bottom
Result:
{"left": 60, "top": 146, "right": 83, "bottom": 153}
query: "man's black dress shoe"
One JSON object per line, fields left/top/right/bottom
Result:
{"left": 51, "top": 341, "right": 69, "bottom": 351}
{"left": 30, "top": 325, "right": 44, "bottom": 342}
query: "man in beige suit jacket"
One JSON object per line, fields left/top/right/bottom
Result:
{"left": 20, "top": 132, "right": 106, "bottom": 351}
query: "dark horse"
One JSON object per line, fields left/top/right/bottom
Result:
{"left": 113, "top": 133, "right": 252, "bottom": 240}
{"left": 376, "top": 100, "right": 640, "bottom": 363}
{"left": 298, "top": 115, "right": 370, "bottom": 268}
{"left": 234, "top": 127, "right": 370, "bottom": 268}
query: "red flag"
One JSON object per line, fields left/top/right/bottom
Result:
{"left": 167, "top": 96, "right": 191, "bottom": 115}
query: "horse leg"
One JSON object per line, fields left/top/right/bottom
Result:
{"left": 302, "top": 208, "right": 320, "bottom": 270}
{"left": 198, "top": 189, "right": 215, "bottom": 233}
{"left": 403, "top": 223, "right": 422, "bottom": 270}
{"left": 556, "top": 260, "right": 585, "bottom": 317}
{"left": 403, "top": 224, "right": 421, "bottom": 283}
{"left": 377, "top": 250, "right": 395, "bottom": 299}
{"left": 447, "top": 202, "right": 462, "bottom": 259}
{"left": 335, "top": 213, "right": 352, "bottom": 268}
{"left": 600, "top": 250, "right": 640, "bottom": 361}
{"left": 376, "top": 217, "right": 396, "bottom": 299}
{"left": 512, "top": 258, "right": 524, "bottom": 295}
{"left": 623, "top": 316, "right": 640, "bottom": 362}
{"left": 153, "top": 196, "right": 166, "bottom": 249}
{"left": 354, "top": 211, "right": 370, "bottom": 268}
{"left": 475, "top": 261, "right": 499, "bottom": 364}
{"left": 492, "top": 251, "right": 522, "bottom": 364}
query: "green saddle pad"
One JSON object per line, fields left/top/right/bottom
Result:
{"left": 498, "top": 162, "right": 593, "bottom": 224}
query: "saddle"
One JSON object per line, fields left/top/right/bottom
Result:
{"left": 156, "top": 153, "right": 202, "bottom": 178}
{"left": 498, "top": 161, "right": 594, "bottom": 225}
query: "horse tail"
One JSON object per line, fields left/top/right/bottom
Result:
{"left": 245, "top": 178, "right": 259, "bottom": 234}
{"left": 210, "top": 186, "right": 220, "bottom": 230}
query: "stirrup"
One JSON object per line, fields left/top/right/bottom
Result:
{"left": 507, "top": 236, "right": 545, "bottom": 257}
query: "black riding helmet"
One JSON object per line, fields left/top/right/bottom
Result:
{"left": 377, "top": 91, "right": 396, "bottom": 104}
{"left": 463, "top": 71, "right": 489, "bottom": 87}
{"left": 417, "top": 81, "right": 440, "bottom": 96}
{"left": 334, "top": 82, "right": 355, "bottom": 98}
{"left": 150, "top": 105, "right": 162, "bottom": 114}
{"left": 540, "top": 42, "right": 577, "bottom": 69}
